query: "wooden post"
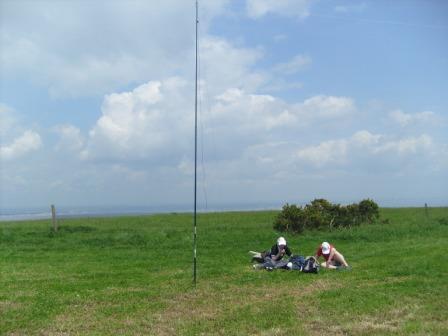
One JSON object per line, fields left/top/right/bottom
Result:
{"left": 424, "top": 203, "right": 429, "bottom": 219}
{"left": 51, "top": 204, "right": 57, "bottom": 232}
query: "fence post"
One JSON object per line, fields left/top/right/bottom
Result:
{"left": 51, "top": 204, "right": 57, "bottom": 232}
{"left": 424, "top": 203, "right": 429, "bottom": 219}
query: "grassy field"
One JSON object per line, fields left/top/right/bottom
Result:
{"left": 1, "top": 207, "right": 447, "bottom": 335}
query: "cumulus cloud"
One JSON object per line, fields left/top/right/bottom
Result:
{"left": 296, "top": 131, "right": 435, "bottom": 169}
{"left": 0, "top": 103, "right": 42, "bottom": 161}
{"left": 297, "top": 139, "right": 348, "bottom": 167}
{"left": 246, "top": 0, "right": 314, "bottom": 19}
{"left": 300, "top": 95, "right": 356, "bottom": 120}
{"left": 80, "top": 69, "right": 358, "bottom": 172}
{"left": 81, "top": 77, "right": 192, "bottom": 162}
{"left": 389, "top": 109, "right": 437, "bottom": 127}
{"left": 0, "top": 130, "right": 42, "bottom": 161}
{"left": 211, "top": 91, "right": 354, "bottom": 134}
{"left": 62, "top": 30, "right": 275, "bottom": 164}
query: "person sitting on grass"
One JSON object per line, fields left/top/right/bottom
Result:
{"left": 315, "top": 241, "right": 350, "bottom": 270}
{"left": 252, "top": 236, "right": 292, "bottom": 270}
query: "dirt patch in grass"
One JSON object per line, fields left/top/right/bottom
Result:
{"left": 38, "top": 301, "right": 153, "bottom": 335}
{"left": 151, "top": 278, "right": 343, "bottom": 335}
{"left": 0, "top": 300, "right": 23, "bottom": 312}
{"left": 350, "top": 306, "right": 416, "bottom": 334}
{"left": 255, "top": 327, "right": 289, "bottom": 336}
{"left": 99, "top": 286, "right": 149, "bottom": 295}
{"left": 305, "top": 304, "right": 419, "bottom": 335}
{"left": 41, "top": 302, "right": 101, "bottom": 334}
{"left": 355, "top": 275, "right": 412, "bottom": 289}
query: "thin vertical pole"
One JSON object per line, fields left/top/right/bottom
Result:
{"left": 193, "top": 0, "right": 198, "bottom": 285}
{"left": 51, "top": 204, "right": 57, "bottom": 232}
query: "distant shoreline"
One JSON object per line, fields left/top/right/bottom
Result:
{"left": 2, "top": 203, "right": 447, "bottom": 222}
{"left": 0, "top": 203, "right": 283, "bottom": 222}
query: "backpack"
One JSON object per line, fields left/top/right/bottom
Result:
{"left": 302, "top": 256, "right": 320, "bottom": 273}
{"left": 288, "top": 255, "right": 306, "bottom": 271}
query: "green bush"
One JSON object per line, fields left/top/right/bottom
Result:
{"left": 274, "top": 198, "right": 380, "bottom": 234}
{"left": 437, "top": 217, "right": 448, "bottom": 226}
{"left": 303, "top": 199, "right": 333, "bottom": 230}
{"left": 273, "top": 203, "right": 305, "bottom": 234}
{"left": 358, "top": 199, "right": 380, "bottom": 223}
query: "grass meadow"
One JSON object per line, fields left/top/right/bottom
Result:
{"left": 1, "top": 207, "right": 447, "bottom": 335}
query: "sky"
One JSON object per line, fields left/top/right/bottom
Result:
{"left": 1, "top": 0, "right": 447, "bottom": 210}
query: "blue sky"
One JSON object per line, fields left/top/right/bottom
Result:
{"left": 1, "top": 0, "right": 447, "bottom": 210}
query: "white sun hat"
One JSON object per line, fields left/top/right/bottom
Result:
{"left": 277, "top": 237, "right": 287, "bottom": 246}
{"left": 321, "top": 242, "right": 331, "bottom": 255}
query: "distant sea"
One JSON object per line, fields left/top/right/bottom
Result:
{"left": 2, "top": 199, "right": 444, "bottom": 222}
{"left": 0, "top": 203, "right": 283, "bottom": 222}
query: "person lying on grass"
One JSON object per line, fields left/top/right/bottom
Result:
{"left": 252, "top": 236, "right": 292, "bottom": 270}
{"left": 314, "top": 241, "right": 350, "bottom": 270}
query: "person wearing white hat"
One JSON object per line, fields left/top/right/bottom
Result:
{"left": 315, "top": 241, "right": 349, "bottom": 270}
{"left": 252, "top": 236, "right": 292, "bottom": 270}
{"left": 270, "top": 236, "right": 292, "bottom": 261}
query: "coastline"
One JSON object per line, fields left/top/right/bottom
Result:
{"left": 2, "top": 200, "right": 446, "bottom": 222}
{"left": 0, "top": 203, "right": 283, "bottom": 222}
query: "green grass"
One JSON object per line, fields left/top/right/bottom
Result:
{"left": 1, "top": 208, "right": 447, "bottom": 335}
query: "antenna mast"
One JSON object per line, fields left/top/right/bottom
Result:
{"left": 193, "top": 0, "right": 198, "bottom": 285}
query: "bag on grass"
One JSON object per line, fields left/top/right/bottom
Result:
{"left": 302, "top": 256, "right": 319, "bottom": 273}
{"left": 287, "top": 255, "right": 306, "bottom": 271}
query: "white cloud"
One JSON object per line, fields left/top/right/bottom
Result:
{"left": 296, "top": 131, "right": 435, "bottom": 168}
{"left": 200, "top": 36, "right": 265, "bottom": 96}
{"left": 389, "top": 109, "right": 437, "bottom": 127}
{"left": 75, "top": 29, "right": 272, "bottom": 163}
{"left": 208, "top": 93, "right": 355, "bottom": 139}
{"left": 0, "top": 0, "right": 231, "bottom": 97}
{"left": 80, "top": 70, "right": 357, "bottom": 167}
{"left": 375, "top": 134, "right": 432, "bottom": 155}
{"left": 211, "top": 88, "right": 292, "bottom": 137}
{"left": 0, "top": 103, "right": 42, "bottom": 161}
{"left": 0, "top": 130, "right": 42, "bottom": 161}
{"left": 273, "top": 54, "right": 312, "bottom": 75}
{"left": 297, "top": 139, "right": 348, "bottom": 167}
{"left": 351, "top": 130, "right": 382, "bottom": 146}
{"left": 246, "top": 0, "right": 314, "bottom": 19}
{"left": 210, "top": 91, "right": 355, "bottom": 137}
{"left": 81, "top": 77, "right": 191, "bottom": 162}
{"left": 300, "top": 95, "right": 356, "bottom": 119}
